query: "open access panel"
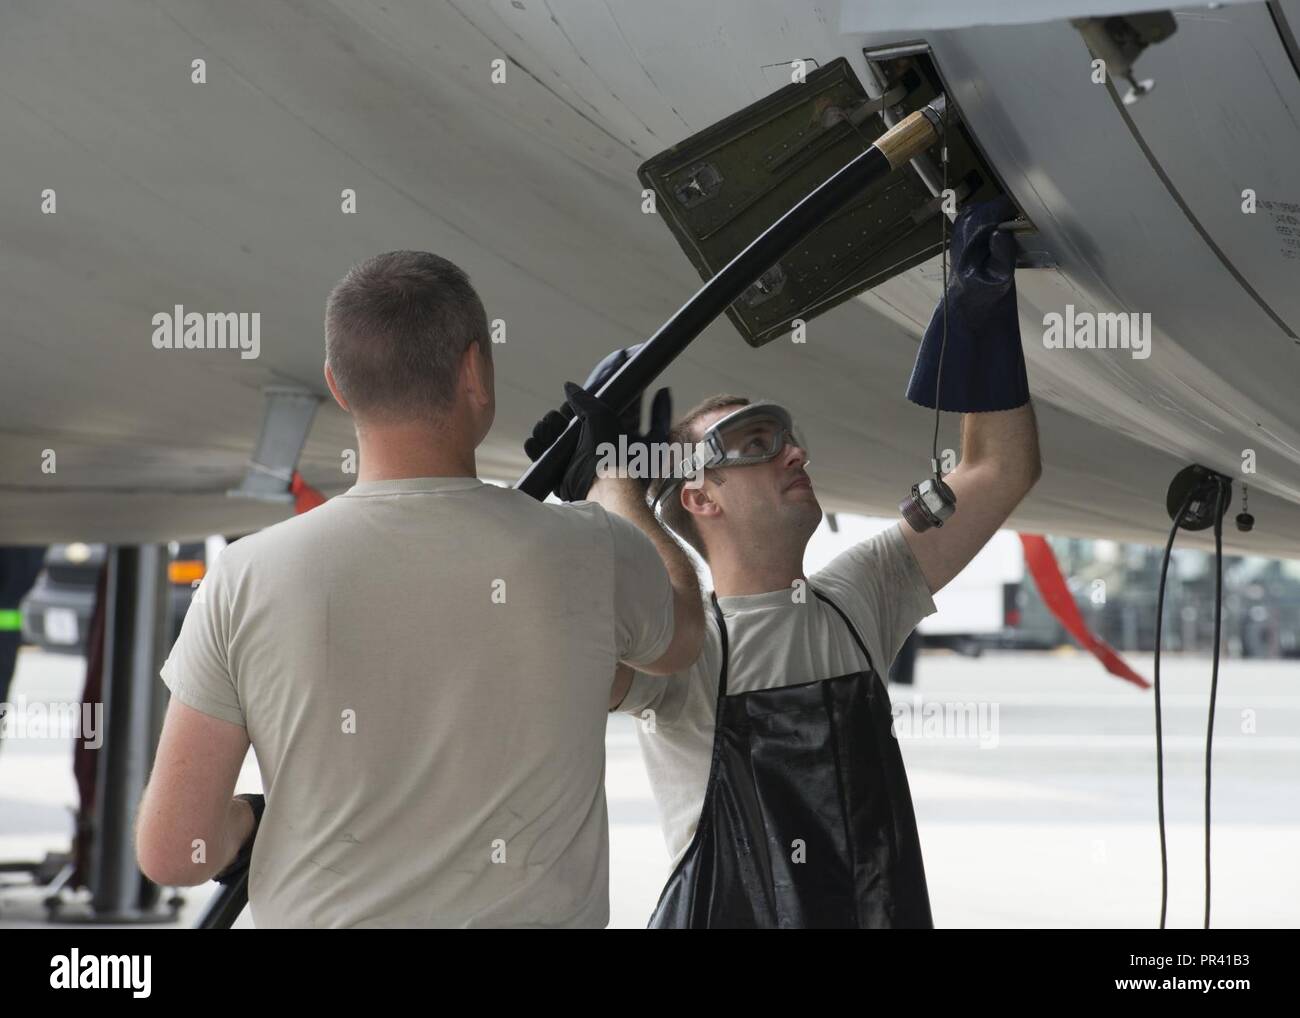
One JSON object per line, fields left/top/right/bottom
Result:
{"left": 637, "top": 49, "right": 1030, "bottom": 347}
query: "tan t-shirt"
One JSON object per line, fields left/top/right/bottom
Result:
{"left": 615, "top": 523, "right": 935, "bottom": 867}
{"left": 160, "top": 477, "right": 674, "bottom": 928}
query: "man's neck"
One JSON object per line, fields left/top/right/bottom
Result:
{"left": 354, "top": 420, "right": 477, "bottom": 482}
{"left": 708, "top": 546, "right": 807, "bottom": 598}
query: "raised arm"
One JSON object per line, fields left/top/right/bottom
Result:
{"left": 524, "top": 367, "right": 704, "bottom": 687}
{"left": 589, "top": 474, "right": 704, "bottom": 675}
{"left": 901, "top": 401, "right": 1041, "bottom": 595}
{"left": 898, "top": 194, "right": 1042, "bottom": 595}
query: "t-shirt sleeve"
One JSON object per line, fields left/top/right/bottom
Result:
{"left": 813, "top": 522, "right": 937, "bottom": 672}
{"left": 614, "top": 604, "right": 719, "bottom": 726}
{"left": 604, "top": 509, "right": 676, "bottom": 670}
{"left": 613, "top": 670, "right": 672, "bottom": 718}
{"left": 159, "top": 553, "right": 245, "bottom": 728}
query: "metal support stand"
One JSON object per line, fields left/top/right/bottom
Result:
{"left": 51, "top": 545, "right": 177, "bottom": 923}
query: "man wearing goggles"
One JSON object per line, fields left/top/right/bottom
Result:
{"left": 530, "top": 196, "right": 1041, "bottom": 928}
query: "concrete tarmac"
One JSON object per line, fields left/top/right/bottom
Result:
{"left": 2, "top": 647, "right": 1295, "bottom": 928}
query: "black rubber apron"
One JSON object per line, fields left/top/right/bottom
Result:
{"left": 648, "top": 588, "right": 933, "bottom": 929}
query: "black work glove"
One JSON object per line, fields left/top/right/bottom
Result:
{"left": 524, "top": 345, "right": 673, "bottom": 501}
{"left": 213, "top": 793, "right": 264, "bottom": 886}
{"left": 524, "top": 383, "right": 620, "bottom": 502}
{"left": 582, "top": 343, "right": 670, "bottom": 444}
{"left": 905, "top": 194, "right": 1030, "bottom": 412}
{"left": 577, "top": 344, "right": 673, "bottom": 449}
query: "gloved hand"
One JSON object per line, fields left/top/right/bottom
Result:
{"left": 213, "top": 793, "right": 264, "bottom": 886}
{"left": 524, "top": 383, "right": 618, "bottom": 502}
{"left": 578, "top": 344, "right": 673, "bottom": 450}
{"left": 524, "top": 345, "right": 673, "bottom": 501}
{"left": 905, "top": 194, "right": 1030, "bottom": 412}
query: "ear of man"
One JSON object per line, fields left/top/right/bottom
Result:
{"left": 681, "top": 478, "right": 721, "bottom": 520}
{"left": 461, "top": 340, "right": 493, "bottom": 407}
{"left": 324, "top": 361, "right": 350, "bottom": 413}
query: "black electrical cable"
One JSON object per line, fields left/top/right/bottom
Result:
{"left": 1204, "top": 480, "right": 1226, "bottom": 929}
{"left": 1153, "top": 485, "right": 1194, "bottom": 929}
{"left": 933, "top": 99, "right": 949, "bottom": 477}
{"left": 1154, "top": 476, "right": 1229, "bottom": 929}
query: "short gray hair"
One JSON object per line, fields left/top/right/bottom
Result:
{"left": 325, "top": 251, "right": 490, "bottom": 422}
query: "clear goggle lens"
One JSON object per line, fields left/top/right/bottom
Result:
{"left": 653, "top": 403, "right": 806, "bottom": 511}
{"left": 715, "top": 417, "right": 805, "bottom": 464}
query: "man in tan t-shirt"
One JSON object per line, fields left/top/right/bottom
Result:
{"left": 134, "top": 251, "right": 703, "bottom": 927}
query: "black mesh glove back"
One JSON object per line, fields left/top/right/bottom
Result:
{"left": 579, "top": 344, "right": 673, "bottom": 448}
{"left": 524, "top": 382, "right": 621, "bottom": 502}
{"left": 523, "top": 344, "right": 673, "bottom": 501}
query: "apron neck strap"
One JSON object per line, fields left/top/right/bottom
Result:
{"left": 708, "top": 592, "right": 731, "bottom": 697}
{"left": 811, "top": 588, "right": 877, "bottom": 674}
{"left": 709, "top": 585, "right": 878, "bottom": 700}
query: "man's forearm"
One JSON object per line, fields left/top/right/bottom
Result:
{"left": 900, "top": 401, "right": 1042, "bottom": 594}
{"left": 955, "top": 399, "right": 1041, "bottom": 487}
{"left": 187, "top": 798, "right": 254, "bottom": 885}
{"left": 214, "top": 796, "right": 256, "bottom": 878}
{"left": 588, "top": 475, "right": 703, "bottom": 668}
{"left": 589, "top": 476, "right": 698, "bottom": 594}
{"left": 136, "top": 793, "right": 254, "bottom": 886}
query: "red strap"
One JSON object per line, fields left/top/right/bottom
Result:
{"left": 290, "top": 470, "right": 327, "bottom": 514}
{"left": 1017, "top": 533, "right": 1149, "bottom": 689}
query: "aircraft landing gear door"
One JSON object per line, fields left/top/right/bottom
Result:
{"left": 637, "top": 53, "right": 1030, "bottom": 348}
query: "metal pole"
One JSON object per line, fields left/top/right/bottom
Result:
{"left": 86, "top": 544, "right": 172, "bottom": 921}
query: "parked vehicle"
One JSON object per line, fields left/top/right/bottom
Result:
{"left": 20, "top": 542, "right": 210, "bottom": 655}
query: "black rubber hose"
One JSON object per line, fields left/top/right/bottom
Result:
{"left": 515, "top": 137, "right": 912, "bottom": 499}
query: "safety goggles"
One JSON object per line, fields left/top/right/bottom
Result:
{"left": 653, "top": 402, "right": 808, "bottom": 510}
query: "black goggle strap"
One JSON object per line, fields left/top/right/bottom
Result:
{"left": 650, "top": 439, "right": 717, "bottom": 512}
